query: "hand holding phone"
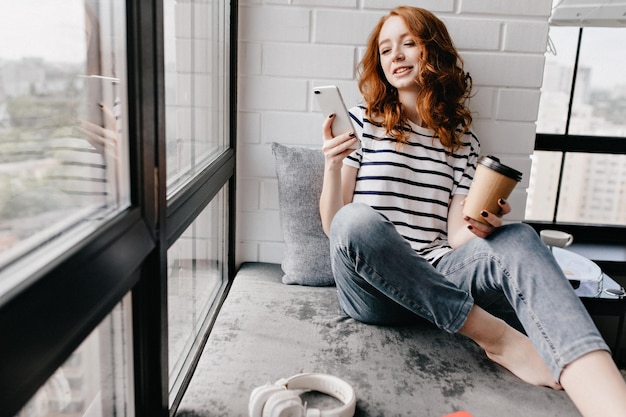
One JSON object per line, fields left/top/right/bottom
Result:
{"left": 314, "top": 85, "right": 361, "bottom": 149}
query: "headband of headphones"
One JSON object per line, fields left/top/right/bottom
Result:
{"left": 249, "top": 372, "right": 356, "bottom": 417}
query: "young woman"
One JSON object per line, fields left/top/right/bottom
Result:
{"left": 319, "top": 6, "right": 626, "bottom": 417}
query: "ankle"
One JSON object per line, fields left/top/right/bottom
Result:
{"left": 458, "top": 305, "right": 509, "bottom": 353}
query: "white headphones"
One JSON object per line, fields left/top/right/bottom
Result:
{"left": 249, "top": 373, "right": 356, "bottom": 417}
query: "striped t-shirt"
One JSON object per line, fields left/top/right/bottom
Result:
{"left": 344, "top": 105, "right": 480, "bottom": 263}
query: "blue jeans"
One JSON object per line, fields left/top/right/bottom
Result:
{"left": 329, "top": 203, "right": 609, "bottom": 379}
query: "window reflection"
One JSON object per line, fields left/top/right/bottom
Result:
{"left": 164, "top": 0, "right": 230, "bottom": 196}
{"left": 167, "top": 186, "right": 228, "bottom": 404}
{"left": 15, "top": 295, "right": 134, "bottom": 417}
{"left": 0, "top": 0, "right": 129, "bottom": 286}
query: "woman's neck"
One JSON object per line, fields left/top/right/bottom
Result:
{"left": 398, "top": 90, "right": 423, "bottom": 127}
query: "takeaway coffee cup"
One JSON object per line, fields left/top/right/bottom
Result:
{"left": 540, "top": 229, "right": 574, "bottom": 248}
{"left": 463, "top": 155, "right": 523, "bottom": 224}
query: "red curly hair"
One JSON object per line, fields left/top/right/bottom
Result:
{"left": 357, "top": 6, "right": 473, "bottom": 151}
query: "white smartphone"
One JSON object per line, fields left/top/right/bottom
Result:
{"left": 313, "top": 85, "right": 361, "bottom": 149}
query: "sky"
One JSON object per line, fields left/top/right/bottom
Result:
{"left": 0, "top": 1, "right": 86, "bottom": 64}
{"left": 547, "top": 25, "right": 626, "bottom": 90}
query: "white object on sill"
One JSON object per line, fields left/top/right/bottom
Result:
{"left": 552, "top": 246, "right": 605, "bottom": 297}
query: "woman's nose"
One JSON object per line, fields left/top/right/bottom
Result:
{"left": 393, "top": 51, "right": 405, "bottom": 61}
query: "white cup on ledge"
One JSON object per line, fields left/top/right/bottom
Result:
{"left": 540, "top": 229, "right": 574, "bottom": 249}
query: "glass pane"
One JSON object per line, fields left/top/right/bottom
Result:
{"left": 555, "top": 153, "right": 626, "bottom": 225}
{"left": 525, "top": 151, "right": 563, "bottom": 222}
{"left": 167, "top": 185, "right": 228, "bottom": 404}
{"left": 0, "top": 0, "right": 130, "bottom": 292}
{"left": 536, "top": 26, "right": 579, "bottom": 134}
{"left": 164, "top": 0, "right": 230, "bottom": 196}
{"left": 569, "top": 28, "right": 626, "bottom": 136}
{"left": 15, "top": 295, "right": 134, "bottom": 417}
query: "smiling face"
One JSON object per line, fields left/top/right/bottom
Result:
{"left": 378, "top": 15, "right": 422, "bottom": 96}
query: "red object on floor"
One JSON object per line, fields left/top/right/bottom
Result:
{"left": 441, "top": 412, "right": 473, "bottom": 417}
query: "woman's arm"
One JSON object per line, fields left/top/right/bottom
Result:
{"left": 447, "top": 194, "right": 476, "bottom": 248}
{"left": 319, "top": 114, "right": 359, "bottom": 236}
{"left": 447, "top": 194, "right": 511, "bottom": 248}
{"left": 320, "top": 163, "right": 357, "bottom": 236}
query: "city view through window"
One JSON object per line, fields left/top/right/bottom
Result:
{"left": 0, "top": 1, "right": 130, "bottom": 282}
{"left": 1, "top": 2, "right": 133, "bottom": 416}
{"left": 525, "top": 26, "right": 626, "bottom": 226}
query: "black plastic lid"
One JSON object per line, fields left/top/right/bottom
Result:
{"left": 478, "top": 155, "right": 523, "bottom": 182}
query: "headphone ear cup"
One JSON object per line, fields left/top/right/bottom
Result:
{"left": 249, "top": 385, "right": 285, "bottom": 417}
{"left": 262, "top": 390, "right": 304, "bottom": 417}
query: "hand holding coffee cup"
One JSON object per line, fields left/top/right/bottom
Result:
{"left": 463, "top": 156, "right": 523, "bottom": 225}
{"left": 540, "top": 229, "right": 574, "bottom": 248}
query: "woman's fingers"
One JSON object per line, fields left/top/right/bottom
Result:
{"left": 465, "top": 216, "right": 494, "bottom": 238}
{"left": 99, "top": 102, "right": 118, "bottom": 132}
{"left": 322, "top": 135, "right": 358, "bottom": 164}
{"left": 464, "top": 198, "right": 511, "bottom": 238}
{"left": 480, "top": 209, "right": 503, "bottom": 228}
{"left": 480, "top": 198, "right": 510, "bottom": 228}
{"left": 322, "top": 113, "right": 335, "bottom": 140}
{"left": 76, "top": 110, "right": 119, "bottom": 158}
{"left": 498, "top": 198, "right": 511, "bottom": 216}
{"left": 321, "top": 114, "right": 358, "bottom": 155}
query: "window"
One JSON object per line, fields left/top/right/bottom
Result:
{"left": 16, "top": 296, "right": 134, "bottom": 417}
{"left": 0, "top": 0, "right": 130, "bottom": 298}
{"left": 525, "top": 26, "right": 626, "bottom": 234}
{"left": 0, "top": 1, "right": 237, "bottom": 416}
{"left": 163, "top": 0, "right": 233, "bottom": 409}
{"left": 164, "top": 0, "right": 230, "bottom": 196}
{"left": 168, "top": 186, "right": 228, "bottom": 405}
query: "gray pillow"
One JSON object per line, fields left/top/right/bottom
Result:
{"left": 272, "top": 142, "right": 335, "bottom": 286}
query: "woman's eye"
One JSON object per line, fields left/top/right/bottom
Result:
{"left": 380, "top": 49, "right": 390, "bottom": 55}
{"left": 405, "top": 41, "right": 416, "bottom": 47}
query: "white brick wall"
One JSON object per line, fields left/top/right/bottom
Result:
{"left": 236, "top": 0, "right": 552, "bottom": 266}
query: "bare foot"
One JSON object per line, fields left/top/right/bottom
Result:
{"left": 459, "top": 305, "right": 561, "bottom": 389}
{"left": 484, "top": 326, "right": 562, "bottom": 390}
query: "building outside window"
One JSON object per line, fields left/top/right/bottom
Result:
{"left": 525, "top": 25, "right": 626, "bottom": 228}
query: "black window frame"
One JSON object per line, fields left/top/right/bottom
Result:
{"left": 526, "top": 27, "right": 626, "bottom": 246}
{"left": 0, "top": 1, "right": 238, "bottom": 416}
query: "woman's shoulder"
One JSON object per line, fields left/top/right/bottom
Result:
{"left": 348, "top": 105, "right": 386, "bottom": 138}
{"left": 348, "top": 104, "right": 366, "bottom": 121}
{"left": 459, "top": 128, "right": 480, "bottom": 150}
{"left": 447, "top": 129, "right": 480, "bottom": 161}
